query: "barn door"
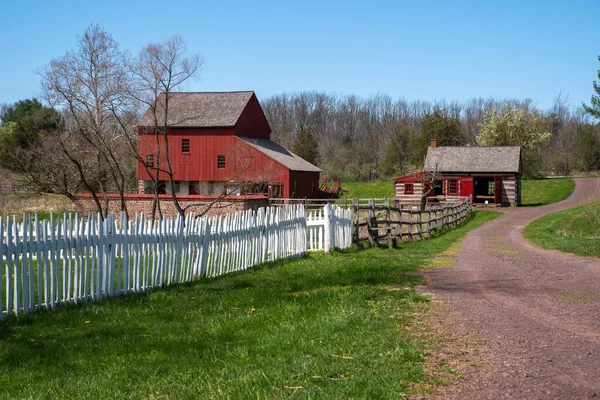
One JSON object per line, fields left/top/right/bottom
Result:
{"left": 460, "top": 177, "right": 474, "bottom": 201}
{"left": 494, "top": 176, "right": 503, "bottom": 204}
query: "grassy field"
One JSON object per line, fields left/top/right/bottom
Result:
{"left": 339, "top": 181, "right": 395, "bottom": 200}
{"left": 520, "top": 178, "right": 575, "bottom": 206}
{"left": 524, "top": 200, "right": 600, "bottom": 257}
{"left": 0, "top": 194, "right": 74, "bottom": 221}
{"left": 0, "top": 210, "right": 500, "bottom": 399}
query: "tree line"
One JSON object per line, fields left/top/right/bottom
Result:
{"left": 264, "top": 91, "right": 600, "bottom": 181}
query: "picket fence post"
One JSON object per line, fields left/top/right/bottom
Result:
{"left": 323, "top": 203, "right": 331, "bottom": 253}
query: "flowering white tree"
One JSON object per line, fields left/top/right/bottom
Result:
{"left": 477, "top": 102, "right": 550, "bottom": 176}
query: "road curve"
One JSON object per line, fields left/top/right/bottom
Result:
{"left": 422, "top": 178, "right": 600, "bottom": 399}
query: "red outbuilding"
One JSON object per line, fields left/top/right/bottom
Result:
{"left": 393, "top": 140, "right": 522, "bottom": 207}
{"left": 137, "top": 91, "right": 321, "bottom": 199}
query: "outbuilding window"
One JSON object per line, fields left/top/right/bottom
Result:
{"left": 488, "top": 180, "right": 495, "bottom": 196}
{"left": 217, "top": 155, "right": 226, "bottom": 169}
{"left": 404, "top": 183, "right": 414, "bottom": 194}
{"left": 146, "top": 154, "right": 154, "bottom": 168}
{"left": 447, "top": 179, "right": 458, "bottom": 195}
{"left": 182, "top": 138, "right": 190, "bottom": 153}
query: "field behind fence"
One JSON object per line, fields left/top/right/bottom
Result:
{"left": 0, "top": 204, "right": 351, "bottom": 319}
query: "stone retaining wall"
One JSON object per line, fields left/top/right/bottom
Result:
{"left": 73, "top": 193, "right": 269, "bottom": 219}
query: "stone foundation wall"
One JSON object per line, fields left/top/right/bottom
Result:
{"left": 73, "top": 194, "right": 269, "bottom": 219}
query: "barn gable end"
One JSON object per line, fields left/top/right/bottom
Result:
{"left": 234, "top": 93, "right": 271, "bottom": 139}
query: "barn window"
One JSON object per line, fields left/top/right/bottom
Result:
{"left": 256, "top": 182, "right": 269, "bottom": 196}
{"left": 404, "top": 183, "right": 414, "bottom": 194}
{"left": 217, "top": 155, "right": 226, "bottom": 169}
{"left": 181, "top": 138, "right": 190, "bottom": 153}
{"left": 269, "top": 182, "right": 283, "bottom": 198}
{"left": 146, "top": 154, "right": 154, "bottom": 168}
{"left": 189, "top": 182, "right": 199, "bottom": 195}
{"left": 447, "top": 179, "right": 458, "bottom": 195}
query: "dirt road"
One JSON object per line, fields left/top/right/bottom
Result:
{"left": 422, "top": 178, "right": 600, "bottom": 399}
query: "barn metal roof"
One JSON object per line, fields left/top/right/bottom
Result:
{"left": 424, "top": 146, "right": 522, "bottom": 173}
{"left": 237, "top": 137, "right": 322, "bottom": 173}
{"left": 137, "top": 91, "right": 255, "bottom": 128}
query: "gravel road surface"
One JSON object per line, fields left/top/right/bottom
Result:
{"left": 422, "top": 178, "right": 600, "bottom": 399}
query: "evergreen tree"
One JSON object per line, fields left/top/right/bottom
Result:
{"left": 382, "top": 144, "right": 398, "bottom": 177}
{"left": 574, "top": 125, "right": 600, "bottom": 172}
{"left": 413, "top": 107, "right": 462, "bottom": 165}
{"left": 583, "top": 56, "right": 600, "bottom": 119}
{"left": 292, "top": 128, "right": 319, "bottom": 165}
{"left": 0, "top": 98, "right": 62, "bottom": 172}
{"left": 382, "top": 123, "right": 412, "bottom": 177}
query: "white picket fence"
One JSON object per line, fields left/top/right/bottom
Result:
{"left": 306, "top": 205, "right": 352, "bottom": 251}
{"left": 0, "top": 204, "right": 351, "bottom": 319}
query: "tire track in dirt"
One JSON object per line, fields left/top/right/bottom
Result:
{"left": 420, "top": 178, "right": 600, "bottom": 399}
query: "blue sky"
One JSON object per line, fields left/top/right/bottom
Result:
{"left": 1, "top": 0, "right": 598, "bottom": 111}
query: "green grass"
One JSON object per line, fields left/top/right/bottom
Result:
{"left": 340, "top": 178, "right": 576, "bottom": 208}
{"left": 0, "top": 210, "right": 500, "bottom": 399}
{"left": 524, "top": 200, "right": 600, "bottom": 257}
{"left": 521, "top": 178, "right": 575, "bottom": 206}
{"left": 339, "top": 182, "right": 395, "bottom": 200}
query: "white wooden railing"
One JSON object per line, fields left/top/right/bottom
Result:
{"left": 0, "top": 204, "right": 351, "bottom": 319}
{"left": 306, "top": 205, "right": 352, "bottom": 251}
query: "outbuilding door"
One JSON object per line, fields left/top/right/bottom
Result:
{"left": 460, "top": 177, "right": 473, "bottom": 200}
{"left": 472, "top": 177, "right": 497, "bottom": 204}
{"left": 494, "top": 176, "right": 503, "bottom": 204}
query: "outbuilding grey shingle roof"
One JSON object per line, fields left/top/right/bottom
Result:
{"left": 137, "top": 91, "right": 254, "bottom": 127}
{"left": 237, "top": 137, "right": 322, "bottom": 173}
{"left": 424, "top": 146, "right": 522, "bottom": 173}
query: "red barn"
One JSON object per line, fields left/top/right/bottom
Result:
{"left": 136, "top": 91, "right": 321, "bottom": 198}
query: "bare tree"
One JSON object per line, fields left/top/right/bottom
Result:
{"left": 262, "top": 94, "right": 296, "bottom": 148}
{"left": 420, "top": 166, "right": 441, "bottom": 211}
{"left": 40, "top": 25, "right": 135, "bottom": 218}
{"left": 128, "top": 36, "right": 203, "bottom": 219}
{"left": 14, "top": 129, "right": 84, "bottom": 200}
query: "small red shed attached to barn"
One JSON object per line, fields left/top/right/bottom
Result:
{"left": 394, "top": 141, "right": 522, "bottom": 207}
{"left": 137, "top": 91, "right": 321, "bottom": 199}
